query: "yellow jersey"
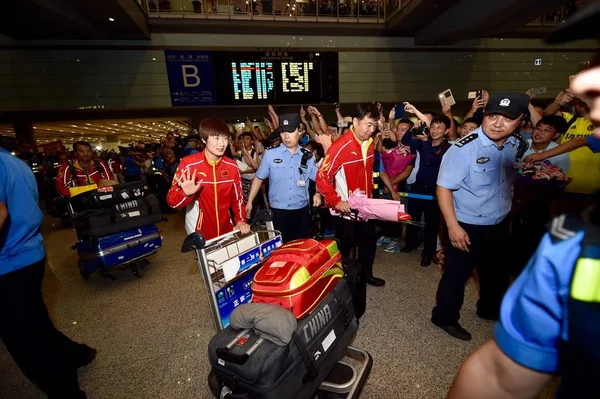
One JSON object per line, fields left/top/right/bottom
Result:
{"left": 561, "top": 112, "right": 600, "bottom": 194}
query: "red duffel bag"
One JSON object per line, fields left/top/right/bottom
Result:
{"left": 251, "top": 238, "right": 344, "bottom": 319}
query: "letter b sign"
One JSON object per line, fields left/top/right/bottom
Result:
{"left": 182, "top": 65, "right": 200, "bottom": 87}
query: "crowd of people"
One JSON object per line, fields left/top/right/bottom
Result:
{"left": 11, "top": 81, "right": 600, "bottom": 339}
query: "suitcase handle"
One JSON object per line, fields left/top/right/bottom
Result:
{"left": 215, "top": 348, "right": 250, "bottom": 365}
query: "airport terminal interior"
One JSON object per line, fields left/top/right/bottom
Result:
{"left": 1, "top": 0, "right": 598, "bottom": 398}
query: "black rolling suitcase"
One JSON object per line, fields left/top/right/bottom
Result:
{"left": 70, "top": 181, "right": 150, "bottom": 212}
{"left": 72, "top": 194, "right": 162, "bottom": 239}
{"left": 208, "top": 278, "right": 357, "bottom": 399}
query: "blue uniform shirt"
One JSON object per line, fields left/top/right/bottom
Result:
{"left": 494, "top": 230, "right": 584, "bottom": 373}
{"left": 0, "top": 148, "right": 45, "bottom": 275}
{"left": 437, "top": 127, "right": 521, "bottom": 225}
{"left": 587, "top": 135, "right": 600, "bottom": 153}
{"left": 256, "top": 144, "right": 317, "bottom": 210}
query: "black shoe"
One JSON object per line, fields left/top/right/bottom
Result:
{"left": 400, "top": 246, "right": 415, "bottom": 253}
{"left": 73, "top": 345, "right": 97, "bottom": 368}
{"left": 420, "top": 257, "right": 432, "bottom": 267}
{"left": 432, "top": 320, "right": 472, "bottom": 341}
{"left": 366, "top": 276, "right": 386, "bottom": 287}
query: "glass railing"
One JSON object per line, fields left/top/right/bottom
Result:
{"left": 146, "top": 0, "right": 402, "bottom": 21}
{"left": 527, "top": 0, "right": 590, "bottom": 26}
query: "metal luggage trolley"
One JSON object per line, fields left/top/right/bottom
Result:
{"left": 181, "top": 210, "right": 373, "bottom": 399}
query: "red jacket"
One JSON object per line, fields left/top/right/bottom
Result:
{"left": 316, "top": 130, "right": 374, "bottom": 207}
{"left": 167, "top": 151, "right": 246, "bottom": 240}
{"left": 56, "top": 159, "right": 113, "bottom": 197}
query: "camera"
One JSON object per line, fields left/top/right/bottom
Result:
{"left": 412, "top": 124, "right": 429, "bottom": 137}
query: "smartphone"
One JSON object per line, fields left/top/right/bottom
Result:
{"left": 337, "top": 119, "right": 346, "bottom": 128}
{"left": 439, "top": 89, "right": 456, "bottom": 107}
{"left": 394, "top": 104, "right": 405, "bottom": 118}
{"left": 334, "top": 102, "right": 340, "bottom": 109}
{"left": 468, "top": 91, "right": 477, "bottom": 99}
{"left": 531, "top": 86, "right": 547, "bottom": 96}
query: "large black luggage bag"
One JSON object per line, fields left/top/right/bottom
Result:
{"left": 208, "top": 278, "right": 357, "bottom": 399}
{"left": 70, "top": 181, "right": 150, "bottom": 212}
{"left": 72, "top": 194, "right": 162, "bottom": 239}
{"left": 342, "top": 257, "right": 367, "bottom": 320}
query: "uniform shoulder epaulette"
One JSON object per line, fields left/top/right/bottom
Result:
{"left": 266, "top": 144, "right": 279, "bottom": 151}
{"left": 455, "top": 133, "right": 478, "bottom": 148}
{"left": 548, "top": 214, "right": 584, "bottom": 243}
{"left": 511, "top": 132, "right": 526, "bottom": 142}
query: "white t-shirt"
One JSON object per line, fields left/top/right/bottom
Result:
{"left": 524, "top": 139, "right": 570, "bottom": 174}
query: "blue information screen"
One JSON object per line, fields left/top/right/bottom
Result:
{"left": 164, "top": 50, "right": 216, "bottom": 106}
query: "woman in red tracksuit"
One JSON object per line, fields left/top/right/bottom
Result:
{"left": 167, "top": 117, "right": 250, "bottom": 240}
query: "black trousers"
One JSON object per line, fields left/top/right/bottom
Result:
{"left": 432, "top": 218, "right": 510, "bottom": 326}
{"left": 0, "top": 259, "right": 85, "bottom": 398}
{"left": 333, "top": 217, "right": 378, "bottom": 277}
{"left": 406, "top": 184, "right": 440, "bottom": 258}
{"left": 271, "top": 206, "right": 312, "bottom": 243}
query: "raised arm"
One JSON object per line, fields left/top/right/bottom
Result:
{"left": 308, "top": 106, "right": 329, "bottom": 135}
{"left": 300, "top": 107, "right": 317, "bottom": 140}
{"left": 543, "top": 90, "right": 572, "bottom": 116}
{"left": 442, "top": 104, "right": 458, "bottom": 141}
{"left": 246, "top": 119, "right": 265, "bottom": 140}
{"left": 404, "top": 102, "right": 432, "bottom": 126}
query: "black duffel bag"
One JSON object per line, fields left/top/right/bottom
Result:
{"left": 70, "top": 181, "right": 150, "bottom": 212}
{"left": 72, "top": 194, "right": 162, "bottom": 239}
{"left": 208, "top": 278, "right": 357, "bottom": 399}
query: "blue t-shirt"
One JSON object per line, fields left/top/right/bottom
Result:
{"left": 124, "top": 155, "right": 142, "bottom": 176}
{"left": 153, "top": 155, "right": 166, "bottom": 172}
{"left": 0, "top": 148, "right": 45, "bottom": 275}
{"left": 494, "top": 227, "right": 584, "bottom": 373}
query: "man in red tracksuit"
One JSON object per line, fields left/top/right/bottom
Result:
{"left": 56, "top": 141, "right": 113, "bottom": 197}
{"left": 167, "top": 117, "right": 250, "bottom": 240}
{"left": 316, "top": 103, "right": 385, "bottom": 287}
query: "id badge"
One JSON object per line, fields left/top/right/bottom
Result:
{"left": 297, "top": 179, "right": 305, "bottom": 187}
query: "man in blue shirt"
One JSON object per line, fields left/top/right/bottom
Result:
{"left": 432, "top": 93, "right": 530, "bottom": 341}
{"left": 246, "top": 114, "right": 321, "bottom": 243}
{"left": 401, "top": 116, "right": 452, "bottom": 266}
{"left": 123, "top": 148, "right": 143, "bottom": 182}
{"left": 0, "top": 147, "right": 95, "bottom": 398}
{"left": 182, "top": 134, "right": 201, "bottom": 157}
{"left": 448, "top": 4, "right": 600, "bottom": 397}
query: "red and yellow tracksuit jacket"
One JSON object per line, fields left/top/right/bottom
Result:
{"left": 316, "top": 129, "right": 374, "bottom": 207}
{"left": 167, "top": 151, "right": 246, "bottom": 240}
{"left": 56, "top": 159, "right": 113, "bottom": 198}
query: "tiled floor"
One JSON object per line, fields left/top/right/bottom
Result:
{"left": 1, "top": 212, "right": 559, "bottom": 398}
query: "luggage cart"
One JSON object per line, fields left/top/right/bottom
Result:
{"left": 67, "top": 202, "right": 161, "bottom": 280}
{"left": 181, "top": 209, "right": 373, "bottom": 399}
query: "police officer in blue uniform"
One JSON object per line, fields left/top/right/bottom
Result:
{"left": 432, "top": 93, "right": 530, "bottom": 341}
{"left": 448, "top": 5, "right": 600, "bottom": 397}
{"left": 246, "top": 114, "right": 321, "bottom": 243}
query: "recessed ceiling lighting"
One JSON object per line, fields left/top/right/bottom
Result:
{"left": 152, "top": 58, "right": 156, "bottom": 61}
{"left": 33, "top": 127, "right": 37, "bottom": 129}
{"left": 108, "top": 17, "right": 115, "bottom": 22}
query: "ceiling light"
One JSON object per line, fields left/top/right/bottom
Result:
{"left": 152, "top": 58, "right": 156, "bottom": 61}
{"left": 33, "top": 127, "right": 37, "bottom": 129}
{"left": 108, "top": 17, "right": 115, "bottom": 22}
{"left": 72, "top": 125, "right": 77, "bottom": 127}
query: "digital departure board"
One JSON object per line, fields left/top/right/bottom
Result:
{"left": 212, "top": 51, "right": 338, "bottom": 105}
